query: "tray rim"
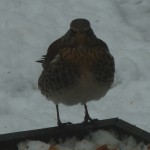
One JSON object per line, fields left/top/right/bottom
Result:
{"left": 0, "top": 118, "right": 150, "bottom": 149}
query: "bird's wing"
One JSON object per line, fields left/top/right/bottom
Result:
{"left": 36, "top": 38, "right": 62, "bottom": 69}
{"left": 97, "top": 39, "right": 109, "bottom": 52}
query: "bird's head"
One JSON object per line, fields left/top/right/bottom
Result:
{"left": 62, "top": 19, "right": 97, "bottom": 47}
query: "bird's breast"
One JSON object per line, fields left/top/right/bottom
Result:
{"left": 38, "top": 46, "right": 114, "bottom": 105}
{"left": 60, "top": 47, "right": 103, "bottom": 74}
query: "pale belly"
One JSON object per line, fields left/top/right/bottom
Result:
{"left": 47, "top": 72, "right": 111, "bottom": 106}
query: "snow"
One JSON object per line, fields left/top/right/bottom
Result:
{"left": 18, "top": 130, "right": 148, "bottom": 150}
{"left": 0, "top": 0, "right": 150, "bottom": 145}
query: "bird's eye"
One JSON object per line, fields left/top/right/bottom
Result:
{"left": 85, "top": 29, "right": 93, "bottom": 36}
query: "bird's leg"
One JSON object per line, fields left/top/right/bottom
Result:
{"left": 56, "top": 104, "right": 62, "bottom": 126}
{"left": 83, "top": 104, "right": 98, "bottom": 125}
{"left": 84, "top": 104, "right": 93, "bottom": 123}
{"left": 56, "top": 104, "right": 72, "bottom": 127}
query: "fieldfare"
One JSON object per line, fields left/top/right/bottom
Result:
{"left": 37, "top": 18, "right": 115, "bottom": 127}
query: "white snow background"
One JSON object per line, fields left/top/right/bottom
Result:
{"left": 0, "top": 0, "right": 150, "bottom": 146}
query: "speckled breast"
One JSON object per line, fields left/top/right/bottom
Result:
{"left": 38, "top": 46, "right": 115, "bottom": 102}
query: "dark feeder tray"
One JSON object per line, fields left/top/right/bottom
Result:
{"left": 0, "top": 118, "right": 150, "bottom": 150}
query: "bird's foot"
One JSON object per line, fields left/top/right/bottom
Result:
{"left": 83, "top": 104, "right": 98, "bottom": 127}
{"left": 57, "top": 121, "right": 73, "bottom": 128}
{"left": 83, "top": 115, "right": 99, "bottom": 127}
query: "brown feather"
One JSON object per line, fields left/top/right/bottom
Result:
{"left": 37, "top": 38, "right": 63, "bottom": 69}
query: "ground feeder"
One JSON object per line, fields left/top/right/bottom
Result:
{"left": 0, "top": 118, "right": 150, "bottom": 150}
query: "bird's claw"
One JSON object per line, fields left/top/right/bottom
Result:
{"left": 83, "top": 118, "right": 99, "bottom": 127}
{"left": 58, "top": 122, "right": 73, "bottom": 127}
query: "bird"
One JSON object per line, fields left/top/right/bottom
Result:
{"left": 37, "top": 18, "right": 115, "bottom": 127}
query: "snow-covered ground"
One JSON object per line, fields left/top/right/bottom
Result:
{"left": 0, "top": 0, "right": 150, "bottom": 137}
